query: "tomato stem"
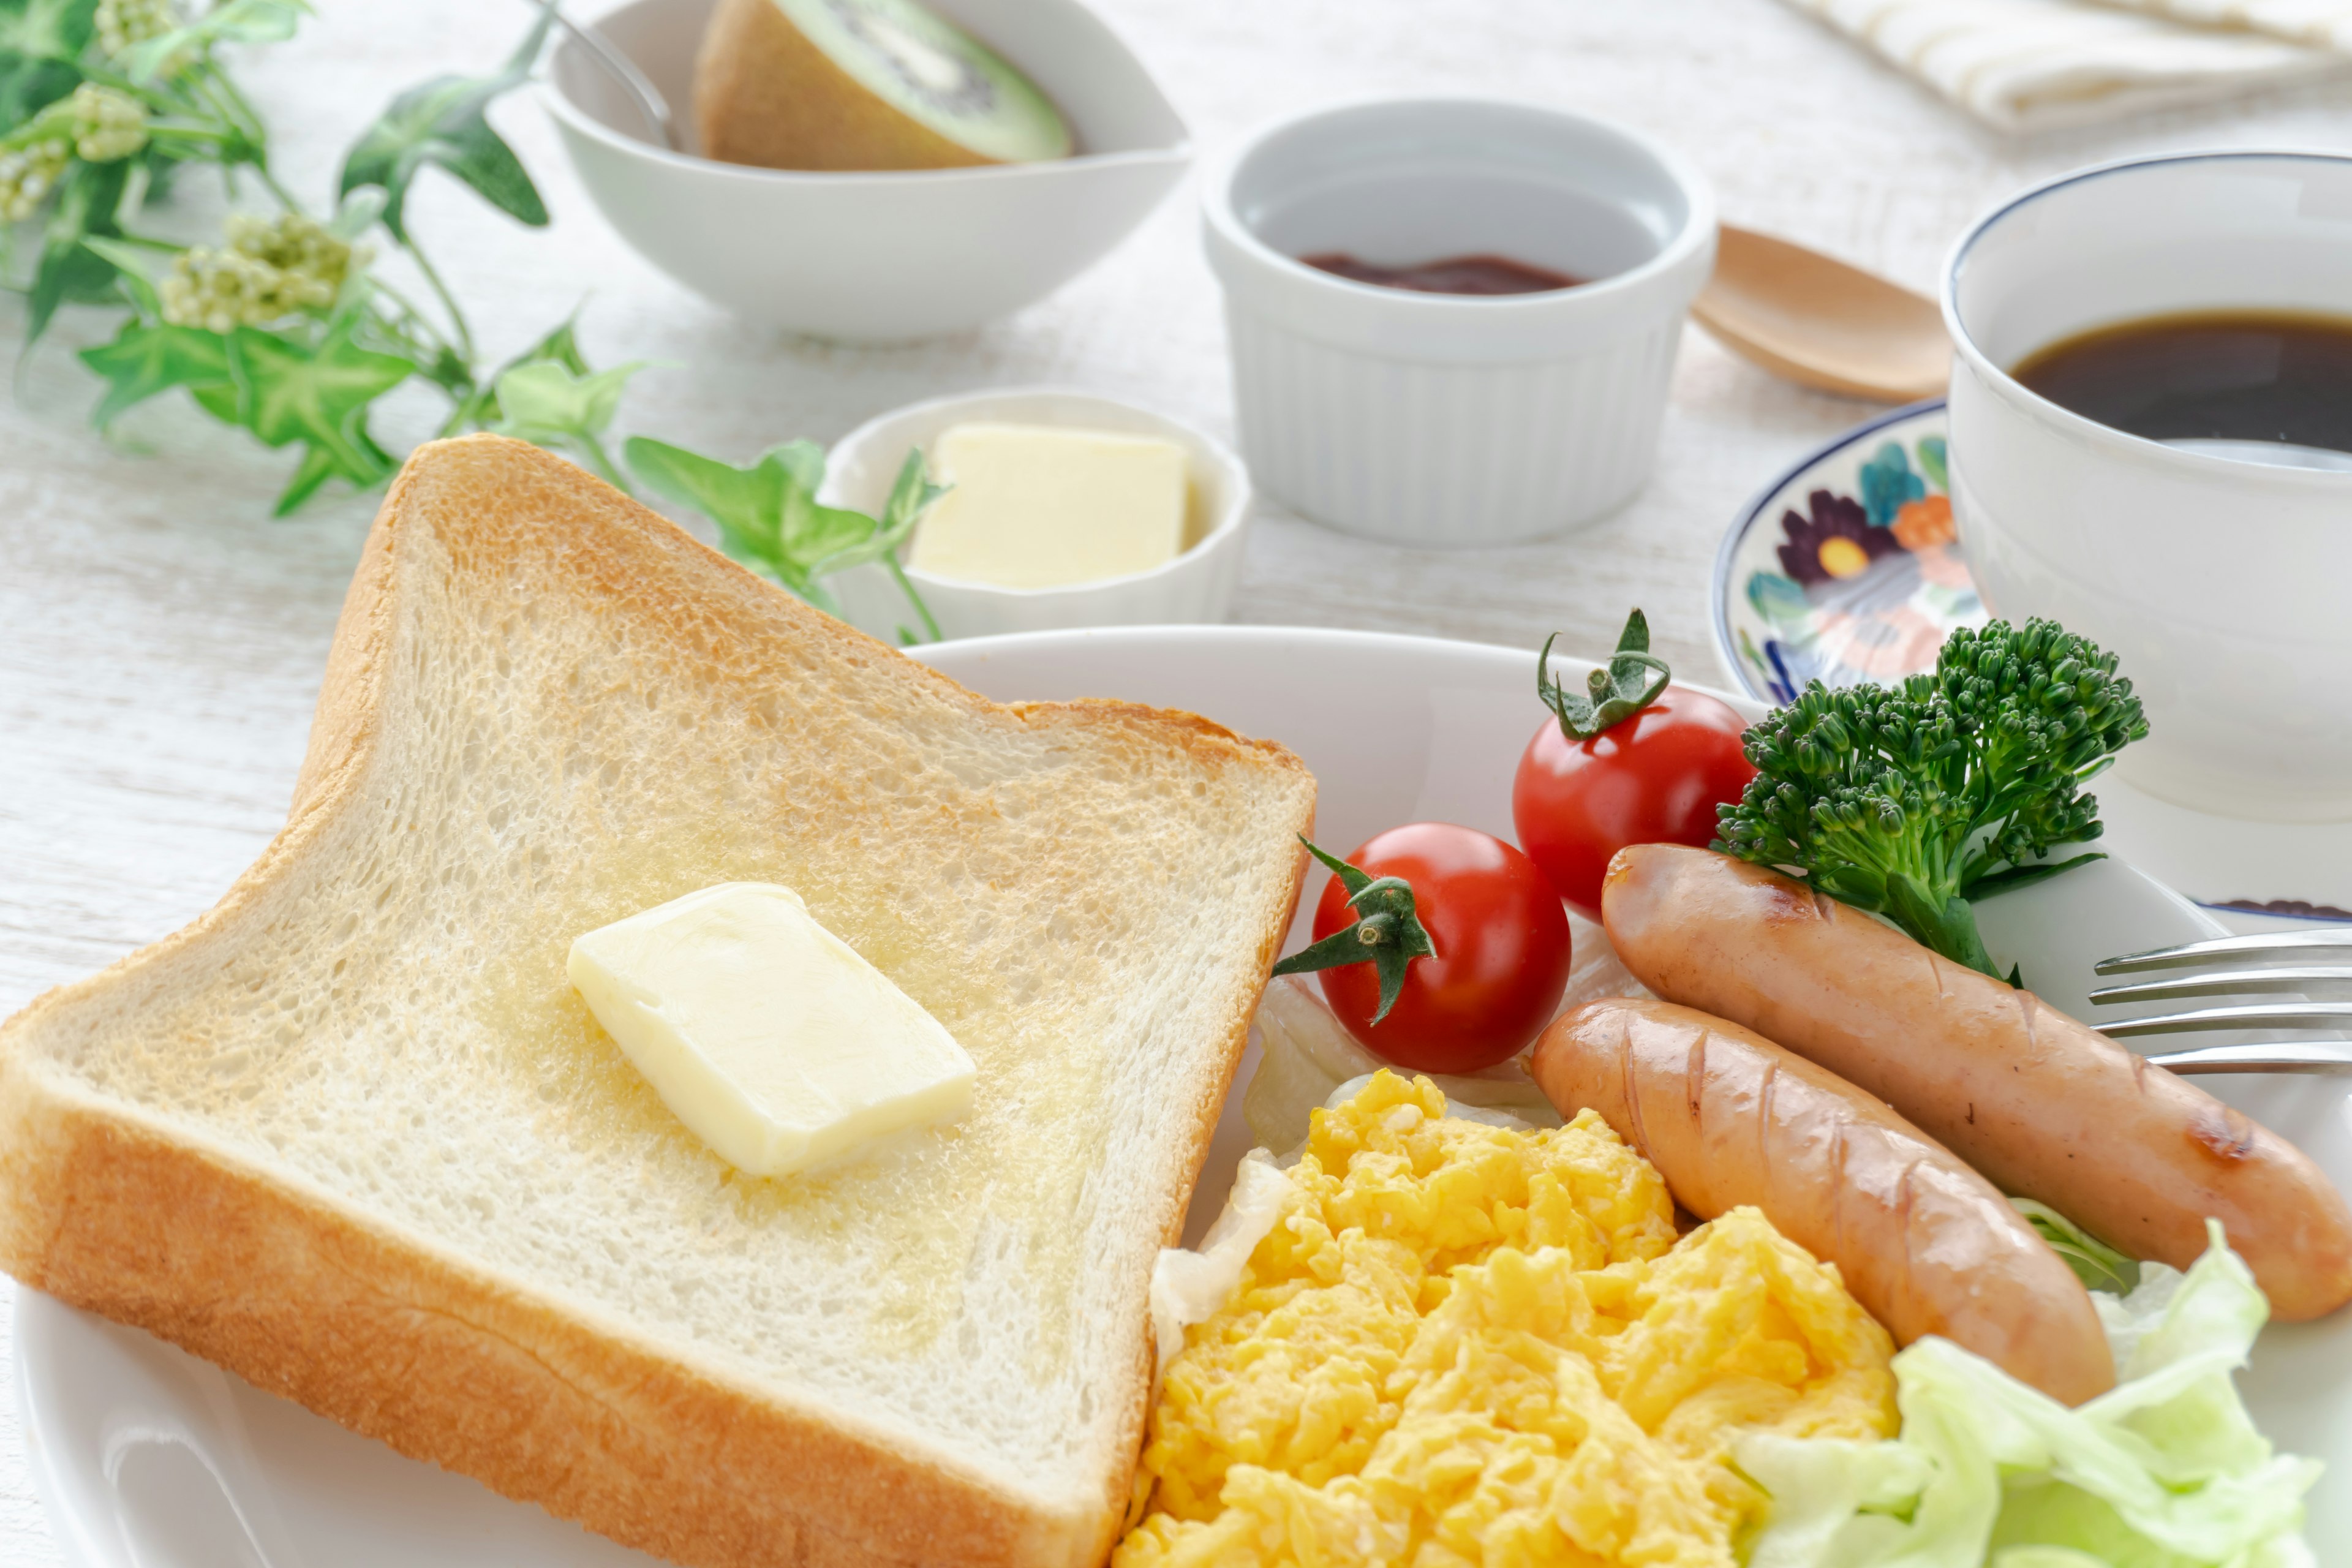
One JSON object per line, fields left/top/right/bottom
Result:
{"left": 1270, "top": 838, "right": 1438, "bottom": 1025}
{"left": 1539, "top": 609, "right": 1671, "bottom": 741}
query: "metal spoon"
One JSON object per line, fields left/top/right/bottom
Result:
{"left": 1692, "top": 225, "right": 1951, "bottom": 404}
{"left": 528, "top": 0, "right": 677, "bottom": 151}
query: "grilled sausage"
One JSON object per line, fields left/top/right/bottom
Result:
{"left": 1533, "top": 997, "right": 2115, "bottom": 1403}
{"left": 1601, "top": 844, "right": 2352, "bottom": 1322}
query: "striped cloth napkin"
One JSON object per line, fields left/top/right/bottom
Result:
{"left": 1782, "top": 0, "right": 2352, "bottom": 131}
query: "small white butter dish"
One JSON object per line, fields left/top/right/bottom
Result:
{"left": 817, "top": 387, "right": 1253, "bottom": 641}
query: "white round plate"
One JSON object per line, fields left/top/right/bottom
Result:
{"left": 1716, "top": 403, "right": 2352, "bottom": 922}
{"left": 21, "top": 627, "right": 2352, "bottom": 1564}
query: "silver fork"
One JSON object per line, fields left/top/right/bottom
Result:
{"left": 2090, "top": 931, "right": 2352, "bottom": 1073}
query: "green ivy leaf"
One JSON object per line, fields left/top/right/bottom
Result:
{"left": 626, "top": 434, "right": 882, "bottom": 617}
{"left": 491, "top": 357, "right": 646, "bottom": 492}
{"left": 325, "top": 182, "right": 385, "bottom": 240}
{"left": 516, "top": 315, "right": 592, "bottom": 377}
{"left": 0, "top": 0, "right": 94, "bottom": 61}
{"left": 78, "top": 318, "right": 231, "bottom": 427}
{"left": 625, "top": 434, "right": 790, "bottom": 570}
{"left": 25, "top": 156, "right": 129, "bottom": 345}
{"left": 336, "top": 7, "right": 552, "bottom": 242}
{"left": 493, "top": 359, "right": 640, "bottom": 441}
{"left": 78, "top": 232, "right": 174, "bottom": 317}
{"left": 816, "top": 448, "right": 944, "bottom": 575}
{"left": 625, "top": 435, "right": 950, "bottom": 637}
{"left": 766, "top": 438, "right": 824, "bottom": 496}
{"left": 269, "top": 442, "right": 352, "bottom": 515}
{"left": 777, "top": 454, "right": 875, "bottom": 569}
{"left": 189, "top": 377, "right": 239, "bottom": 423}
{"left": 809, "top": 448, "right": 948, "bottom": 643}
{"left": 119, "top": 0, "right": 307, "bottom": 83}
{"left": 0, "top": 77, "right": 75, "bottom": 147}
{"left": 223, "top": 321, "right": 413, "bottom": 513}
{"left": 784, "top": 488, "right": 876, "bottom": 569}
{"left": 451, "top": 312, "right": 589, "bottom": 427}
{"left": 0, "top": 51, "right": 75, "bottom": 127}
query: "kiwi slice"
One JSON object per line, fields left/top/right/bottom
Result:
{"left": 695, "top": 0, "right": 1074, "bottom": 173}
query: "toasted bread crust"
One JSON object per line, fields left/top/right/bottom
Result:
{"left": 0, "top": 435, "right": 1314, "bottom": 1568}
{"left": 0, "top": 1077, "right": 1059, "bottom": 1566}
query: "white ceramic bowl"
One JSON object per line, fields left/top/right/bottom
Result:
{"left": 1201, "top": 97, "right": 1715, "bottom": 548}
{"left": 27, "top": 628, "right": 2352, "bottom": 1566}
{"left": 1943, "top": 152, "right": 2352, "bottom": 823}
{"left": 814, "top": 387, "right": 1253, "bottom": 641}
{"left": 542, "top": 0, "right": 1190, "bottom": 341}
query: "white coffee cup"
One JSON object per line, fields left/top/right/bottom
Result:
{"left": 1943, "top": 151, "right": 2352, "bottom": 823}
{"left": 1201, "top": 97, "right": 1714, "bottom": 548}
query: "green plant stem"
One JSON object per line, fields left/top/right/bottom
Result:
{"left": 402, "top": 242, "right": 476, "bottom": 369}
{"left": 138, "top": 69, "right": 266, "bottom": 167}
{"left": 367, "top": 276, "right": 458, "bottom": 358}
{"left": 884, "top": 555, "right": 941, "bottom": 643}
{"left": 573, "top": 432, "right": 627, "bottom": 492}
{"left": 252, "top": 163, "right": 304, "bottom": 213}
{"left": 196, "top": 64, "right": 270, "bottom": 151}
{"left": 432, "top": 396, "right": 481, "bottom": 440}
{"left": 74, "top": 64, "right": 182, "bottom": 113}
{"left": 147, "top": 124, "right": 239, "bottom": 148}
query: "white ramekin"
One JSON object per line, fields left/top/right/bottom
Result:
{"left": 1943, "top": 151, "right": 2352, "bottom": 823}
{"left": 1201, "top": 97, "right": 1715, "bottom": 548}
{"left": 815, "top": 387, "right": 1252, "bottom": 642}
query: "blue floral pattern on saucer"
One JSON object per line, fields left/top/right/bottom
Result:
{"left": 1713, "top": 401, "right": 1983, "bottom": 705}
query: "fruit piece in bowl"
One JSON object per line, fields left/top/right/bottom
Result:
{"left": 540, "top": 0, "right": 1187, "bottom": 339}
{"left": 696, "top": 0, "right": 1074, "bottom": 171}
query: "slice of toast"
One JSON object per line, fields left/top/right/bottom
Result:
{"left": 0, "top": 435, "right": 1314, "bottom": 1568}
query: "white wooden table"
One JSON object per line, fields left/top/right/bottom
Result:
{"left": 6, "top": 0, "right": 2351, "bottom": 1558}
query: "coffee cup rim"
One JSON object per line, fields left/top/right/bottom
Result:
{"left": 1940, "top": 148, "right": 2352, "bottom": 491}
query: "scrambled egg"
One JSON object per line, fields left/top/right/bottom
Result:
{"left": 1116, "top": 1071, "right": 1896, "bottom": 1567}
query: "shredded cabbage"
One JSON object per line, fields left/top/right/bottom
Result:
{"left": 1738, "top": 1222, "right": 2319, "bottom": 1568}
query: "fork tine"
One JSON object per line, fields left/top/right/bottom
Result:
{"left": 2098, "top": 933, "right": 2352, "bottom": 974}
{"left": 2098, "top": 1002, "right": 2352, "bottom": 1036}
{"left": 2144, "top": 1041, "right": 2352, "bottom": 1074}
{"left": 2089, "top": 967, "right": 2352, "bottom": 1005}
{"left": 2095, "top": 930, "right": 2352, "bottom": 974}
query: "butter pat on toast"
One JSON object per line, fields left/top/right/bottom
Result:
{"left": 0, "top": 436, "right": 1314, "bottom": 1568}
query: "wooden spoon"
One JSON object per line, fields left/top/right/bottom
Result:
{"left": 1692, "top": 225, "right": 1952, "bottom": 404}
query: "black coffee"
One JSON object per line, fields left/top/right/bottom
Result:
{"left": 2012, "top": 309, "right": 2352, "bottom": 454}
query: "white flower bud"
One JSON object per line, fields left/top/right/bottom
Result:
{"left": 161, "top": 214, "right": 368, "bottom": 331}
{"left": 67, "top": 84, "right": 149, "bottom": 163}
{"left": 0, "top": 142, "right": 70, "bottom": 223}
{"left": 97, "top": 0, "right": 182, "bottom": 57}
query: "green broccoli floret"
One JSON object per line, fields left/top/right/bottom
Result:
{"left": 1713, "top": 619, "right": 2149, "bottom": 979}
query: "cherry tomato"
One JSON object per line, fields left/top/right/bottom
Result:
{"left": 1311, "top": 823, "right": 1572, "bottom": 1074}
{"left": 1511, "top": 685, "right": 1757, "bottom": 919}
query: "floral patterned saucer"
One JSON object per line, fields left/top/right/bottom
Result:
{"left": 1713, "top": 401, "right": 1978, "bottom": 705}
{"left": 1712, "top": 400, "right": 2352, "bottom": 924}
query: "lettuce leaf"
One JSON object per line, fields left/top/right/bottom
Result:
{"left": 1738, "top": 1223, "right": 2319, "bottom": 1567}
{"left": 2013, "top": 1197, "right": 2139, "bottom": 1296}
